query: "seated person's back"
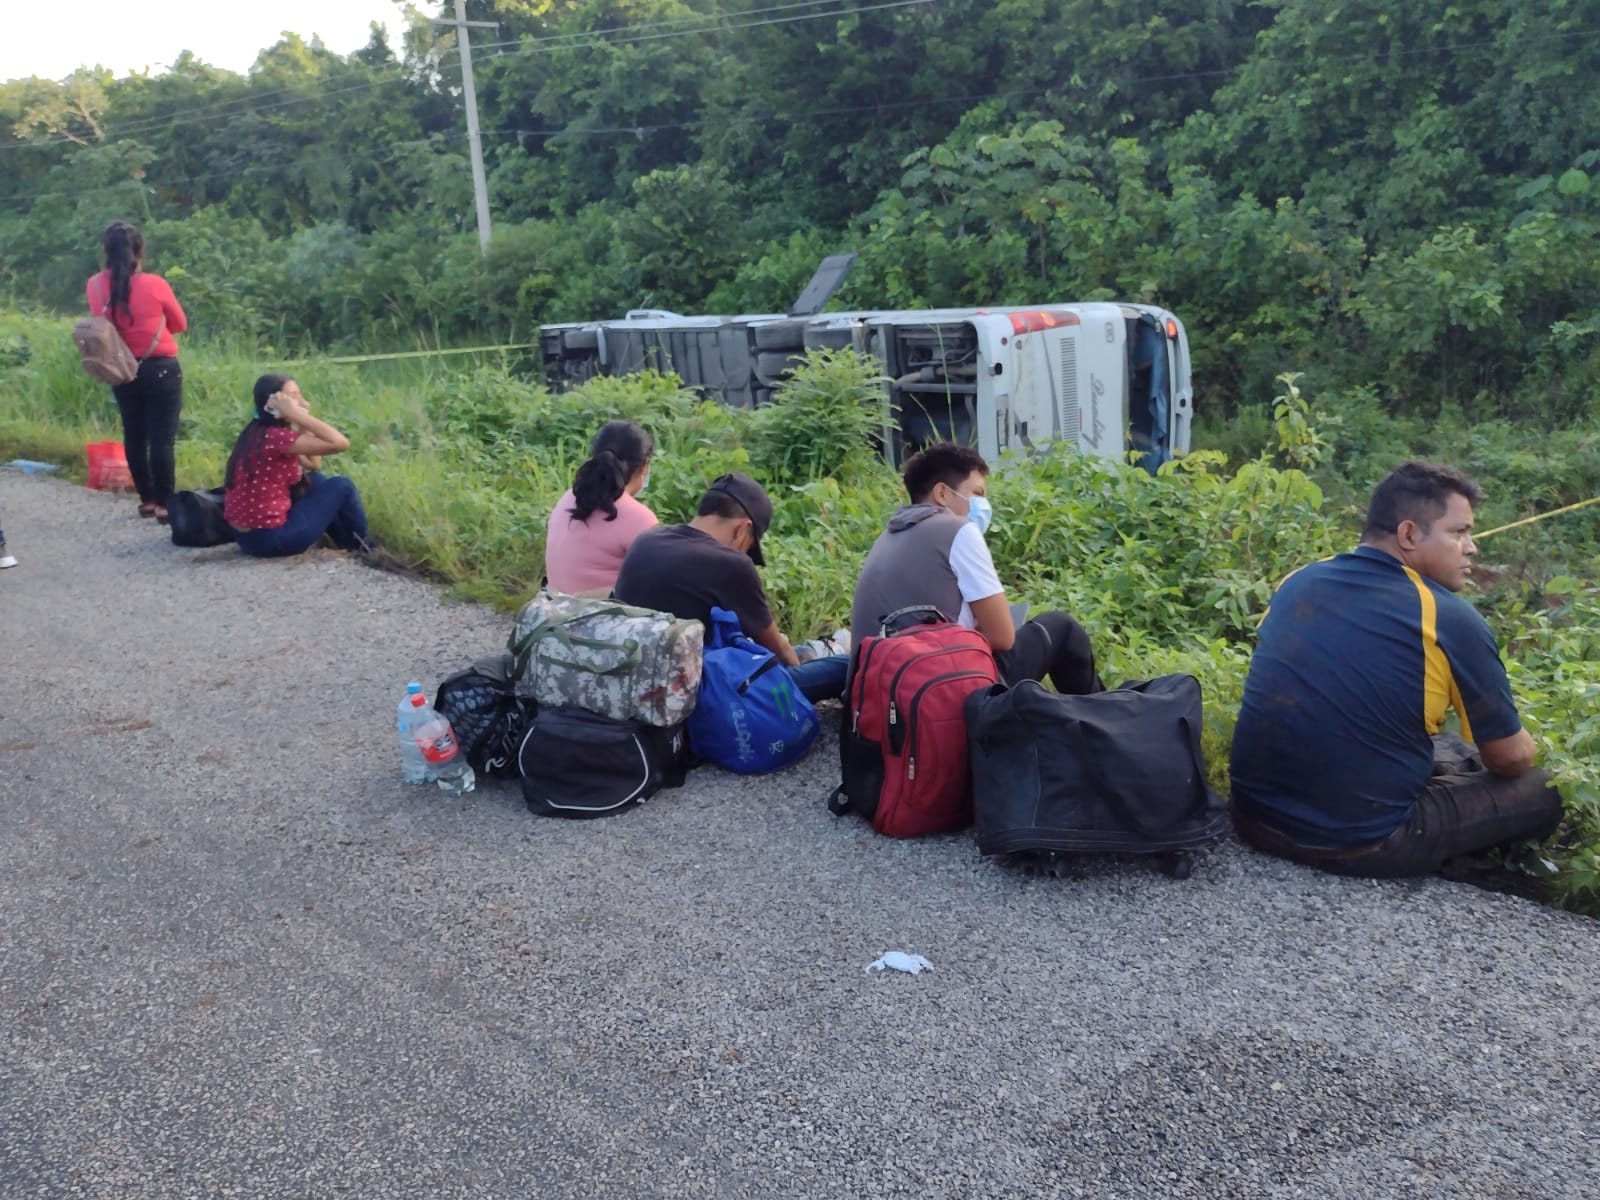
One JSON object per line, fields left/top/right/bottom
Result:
{"left": 614, "top": 472, "right": 848, "bottom": 704}
{"left": 1230, "top": 544, "right": 1519, "bottom": 846}
{"left": 1230, "top": 460, "right": 1560, "bottom": 877}
{"left": 614, "top": 516, "right": 772, "bottom": 636}
{"left": 545, "top": 419, "right": 657, "bottom": 595}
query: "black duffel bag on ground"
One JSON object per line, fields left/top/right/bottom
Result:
{"left": 965, "top": 674, "right": 1231, "bottom": 862}
{"left": 168, "top": 488, "right": 234, "bottom": 548}
{"left": 517, "top": 707, "right": 690, "bottom": 818}
{"left": 435, "top": 653, "right": 536, "bottom": 778}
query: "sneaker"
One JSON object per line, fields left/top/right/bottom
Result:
{"left": 0, "top": 542, "right": 15, "bottom": 569}
{"left": 797, "top": 630, "right": 851, "bottom": 660}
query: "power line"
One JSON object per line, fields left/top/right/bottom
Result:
{"left": 12, "top": 136, "right": 446, "bottom": 207}
{"left": 9, "top": 12, "right": 1595, "bottom": 159}
{"left": 0, "top": 75, "right": 1133, "bottom": 209}
{"left": 470, "top": 0, "right": 874, "bottom": 54}
{"left": 6, "top": 16, "right": 1600, "bottom": 202}
{"left": 12, "top": 6, "right": 1600, "bottom": 155}
{"left": 472, "top": 0, "right": 936, "bottom": 59}
{"left": 12, "top": 76, "right": 1019, "bottom": 209}
{"left": 466, "top": 0, "right": 901, "bottom": 55}
{"left": 1, "top": 81, "right": 1048, "bottom": 210}
{"left": 0, "top": 0, "right": 920, "bottom": 154}
{"left": 0, "top": 73, "right": 418, "bottom": 154}
{"left": 480, "top": 87, "right": 1042, "bottom": 140}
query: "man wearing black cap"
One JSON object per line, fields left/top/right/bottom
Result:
{"left": 614, "top": 473, "right": 848, "bottom": 702}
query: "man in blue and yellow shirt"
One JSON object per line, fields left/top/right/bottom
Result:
{"left": 1230, "top": 461, "right": 1562, "bottom": 876}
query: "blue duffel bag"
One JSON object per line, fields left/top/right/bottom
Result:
{"left": 688, "top": 607, "right": 821, "bottom": 774}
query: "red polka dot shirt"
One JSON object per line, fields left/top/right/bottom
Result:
{"left": 224, "top": 426, "right": 303, "bottom": 531}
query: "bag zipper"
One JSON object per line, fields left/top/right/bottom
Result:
{"left": 898, "top": 669, "right": 993, "bottom": 776}
{"left": 736, "top": 652, "right": 784, "bottom": 695}
{"left": 886, "top": 643, "right": 980, "bottom": 731}
{"left": 850, "top": 637, "right": 888, "bottom": 732}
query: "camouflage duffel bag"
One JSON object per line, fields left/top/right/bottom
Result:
{"left": 508, "top": 590, "right": 703, "bottom": 727}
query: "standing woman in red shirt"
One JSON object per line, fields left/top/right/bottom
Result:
{"left": 223, "top": 374, "right": 373, "bottom": 558}
{"left": 85, "top": 221, "right": 188, "bottom": 521}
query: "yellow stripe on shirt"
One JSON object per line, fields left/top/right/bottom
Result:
{"left": 1401, "top": 566, "right": 1471, "bottom": 739}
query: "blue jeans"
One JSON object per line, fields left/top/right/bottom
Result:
{"left": 788, "top": 654, "right": 849, "bottom": 704}
{"left": 234, "top": 473, "right": 371, "bottom": 558}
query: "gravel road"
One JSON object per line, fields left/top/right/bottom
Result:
{"left": 2, "top": 471, "right": 1597, "bottom": 1199}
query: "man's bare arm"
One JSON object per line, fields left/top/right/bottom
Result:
{"left": 1479, "top": 727, "right": 1537, "bottom": 777}
{"left": 969, "top": 592, "right": 1016, "bottom": 653}
{"left": 749, "top": 620, "right": 801, "bottom": 667}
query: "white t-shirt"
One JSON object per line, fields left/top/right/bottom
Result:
{"left": 946, "top": 522, "right": 1004, "bottom": 628}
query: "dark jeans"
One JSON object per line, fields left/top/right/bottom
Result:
{"left": 234, "top": 473, "right": 371, "bottom": 558}
{"left": 1236, "top": 735, "right": 1563, "bottom": 878}
{"left": 994, "top": 611, "right": 1104, "bottom": 695}
{"left": 787, "top": 655, "right": 850, "bottom": 704}
{"left": 111, "top": 356, "right": 183, "bottom": 505}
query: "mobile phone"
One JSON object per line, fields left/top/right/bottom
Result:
{"left": 264, "top": 393, "right": 281, "bottom": 417}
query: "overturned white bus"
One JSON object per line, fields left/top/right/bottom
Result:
{"left": 539, "top": 256, "right": 1193, "bottom": 470}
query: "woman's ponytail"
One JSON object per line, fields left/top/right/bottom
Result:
{"left": 101, "top": 221, "right": 145, "bottom": 321}
{"left": 570, "top": 450, "right": 629, "bottom": 522}
{"left": 567, "top": 420, "right": 654, "bottom": 523}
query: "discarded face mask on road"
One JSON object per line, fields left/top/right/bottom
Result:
{"left": 866, "top": 951, "right": 933, "bottom": 975}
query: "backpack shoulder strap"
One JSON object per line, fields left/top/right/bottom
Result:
{"left": 141, "top": 312, "right": 167, "bottom": 359}
{"left": 90, "top": 275, "right": 168, "bottom": 357}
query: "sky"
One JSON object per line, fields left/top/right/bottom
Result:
{"left": 3, "top": 0, "right": 419, "bottom": 83}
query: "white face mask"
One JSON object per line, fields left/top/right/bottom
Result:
{"left": 638, "top": 467, "right": 650, "bottom": 493}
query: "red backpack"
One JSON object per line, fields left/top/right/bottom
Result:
{"left": 827, "top": 609, "right": 999, "bottom": 838}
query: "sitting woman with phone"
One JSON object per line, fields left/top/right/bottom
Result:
{"left": 224, "top": 373, "right": 373, "bottom": 558}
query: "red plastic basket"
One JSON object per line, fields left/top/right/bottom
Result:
{"left": 85, "top": 441, "right": 135, "bottom": 491}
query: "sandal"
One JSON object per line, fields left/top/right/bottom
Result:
{"left": 153, "top": 506, "right": 169, "bottom": 524}
{"left": 137, "top": 503, "right": 158, "bottom": 518}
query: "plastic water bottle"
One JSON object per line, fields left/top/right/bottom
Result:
{"left": 410, "top": 695, "right": 477, "bottom": 797}
{"left": 397, "top": 682, "right": 435, "bottom": 784}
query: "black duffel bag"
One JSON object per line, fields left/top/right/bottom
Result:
{"left": 517, "top": 707, "right": 690, "bottom": 818}
{"left": 168, "top": 487, "right": 234, "bottom": 548}
{"left": 435, "top": 653, "right": 536, "bottom": 778}
{"left": 965, "top": 674, "right": 1230, "bottom": 859}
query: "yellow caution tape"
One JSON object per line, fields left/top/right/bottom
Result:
{"left": 254, "top": 343, "right": 1600, "bottom": 543}
{"left": 283, "top": 342, "right": 541, "bottom": 366}
{"left": 1475, "top": 494, "right": 1600, "bottom": 540}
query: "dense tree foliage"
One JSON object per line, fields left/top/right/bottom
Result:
{"left": 2, "top": 0, "right": 1597, "bottom": 417}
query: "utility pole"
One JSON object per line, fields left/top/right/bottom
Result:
{"left": 435, "top": 0, "right": 499, "bottom": 252}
